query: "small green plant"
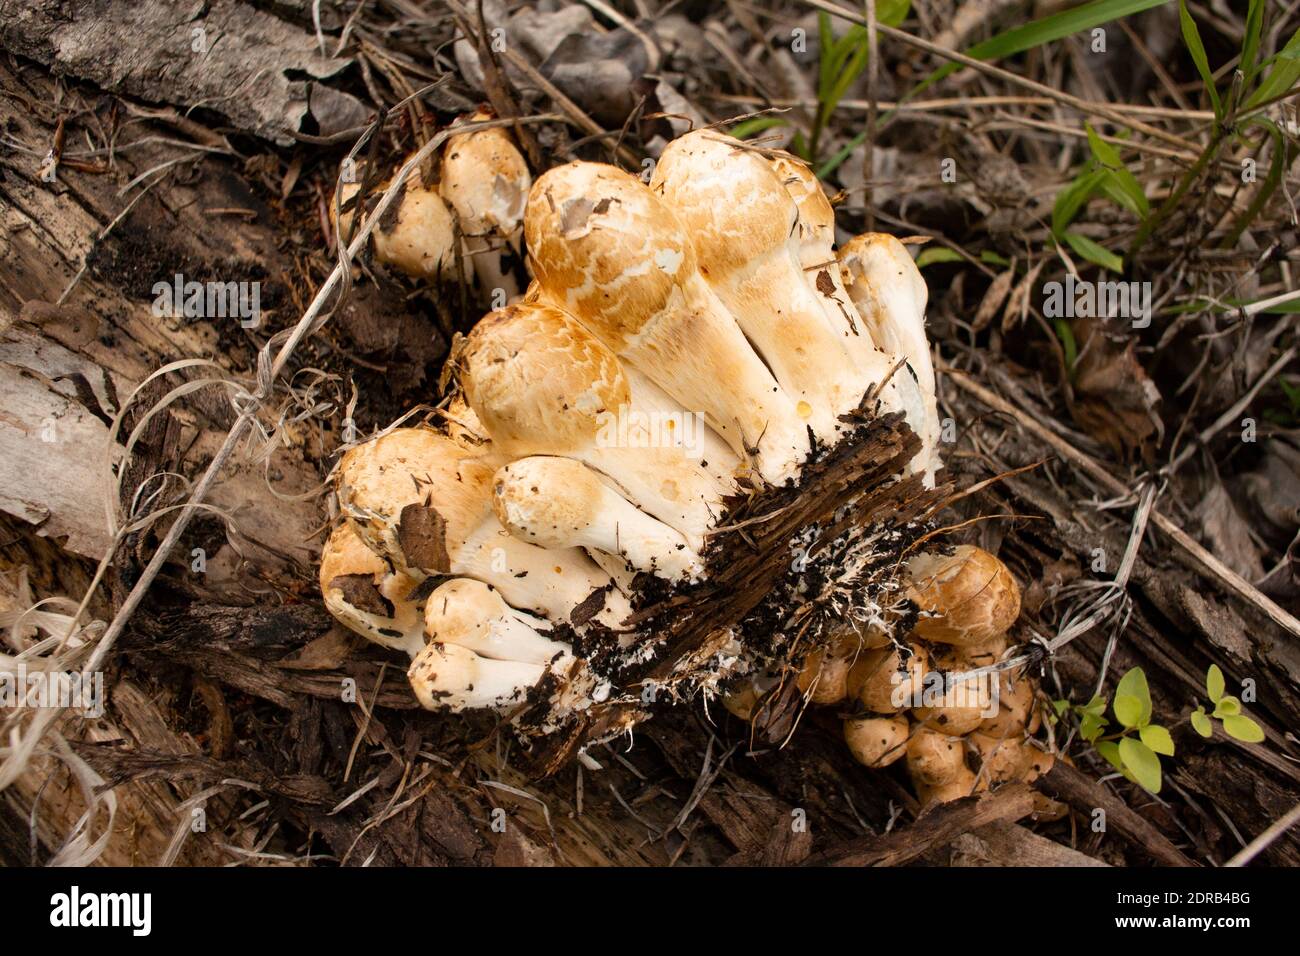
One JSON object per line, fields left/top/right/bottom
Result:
{"left": 1049, "top": 124, "right": 1147, "bottom": 273}
{"left": 730, "top": 3, "right": 912, "bottom": 173}
{"left": 1055, "top": 664, "right": 1267, "bottom": 793}
{"left": 1054, "top": 666, "right": 1173, "bottom": 794}
{"left": 1191, "top": 665, "right": 1265, "bottom": 743}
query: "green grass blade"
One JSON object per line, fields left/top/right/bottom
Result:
{"left": 1240, "top": 0, "right": 1265, "bottom": 88}
{"left": 917, "top": 0, "right": 1172, "bottom": 93}
{"left": 1086, "top": 124, "right": 1150, "bottom": 217}
{"left": 1224, "top": 118, "right": 1290, "bottom": 246}
{"left": 1179, "top": 0, "right": 1222, "bottom": 117}
{"left": 1052, "top": 168, "right": 1107, "bottom": 236}
{"left": 729, "top": 116, "right": 791, "bottom": 139}
{"left": 1245, "top": 25, "right": 1300, "bottom": 109}
{"left": 1063, "top": 231, "right": 1124, "bottom": 272}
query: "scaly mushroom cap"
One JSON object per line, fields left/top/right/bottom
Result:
{"left": 440, "top": 113, "right": 531, "bottom": 238}
{"left": 847, "top": 643, "right": 930, "bottom": 714}
{"left": 843, "top": 714, "right": 910, "bottom": 768}
{"left": 319, "top": 522, "right": 425, "bottom": 654}
{"left": 408, "top": 641, "right": 545, "bottom": 712}
{"left": 767, "top": 151, "right": 838, "bottom": 255}
{"left": 423, "top": 578, "right": 570, "bottom": 666}
{"left": 905, "top": 726, "right": 968, "bottom": 787}
{"left": 461, "top": 302, "right": 628, "bottom": 456}
{"left": 526, "top": 161, "right": 692, "bottom": 349}
{"left": 649, "top": 130, "right": 797, "bottom": 276}
{"left": 525, "top": 160, "right": 809, "bottom": 483}
{"left": 338, "top": 427, "right": 493, "bottom": 576}
{"left": 334, "top": 167, "right": 456, "bottom": 279}
{"left": 906, "top": 545, "right": 1021, "bottom": 647}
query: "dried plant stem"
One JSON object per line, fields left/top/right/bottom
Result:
{"left": 944, "top": 368, "right": 1300, "bottom": 641}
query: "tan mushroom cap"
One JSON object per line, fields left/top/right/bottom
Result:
{"left": 847, "top": 643, "right": 930, "bottom": 714}
{"left": 906, "top": 726, "right": 967, "bottom": 787}
{"left": 649, "top": 130, "right": 799, "bottom": 275}
{"left": 334, "top": 167, "right": 455, "bottom": 279}
{"left": 906, "top": 545, "right": 1021, "bottom": 647}
{"left": 319, "top": 522, "right": 424, "bottom": 654}
{"left": 462, "top": 302, "right": 628, "bottom": 455}
{"left": 526, "top": 160, "right": 694, "bottom": 349}
{"left": 338, "top": 427, "right": 494, "bottom": 575}
{"left": 440, "top": 113, "right": 531, "bottom": 237}
{"left": 844, "top": 714, "right": 910, "bottom": 768}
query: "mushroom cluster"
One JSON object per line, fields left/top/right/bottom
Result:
{"left": 730, "top": 545, "right": 1056, "bottom": 808}
{"left": 320, "top": 122, "right": 1052, "bottom": 803}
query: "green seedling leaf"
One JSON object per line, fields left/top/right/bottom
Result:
{"left": 1095, "top": 740, "right": 1126, "bottom": 774}
{"left": 1179, "top": 0, "right": 1222, "bottom": 117}
{"left": 1206, "top": 664, "right": 1225, "bottom": 703}
{"left": 1140, "top": 724, "right": 1175, "bottom": 756}
{"left": 879, "top": 0, "right": 912, "bottom": 28}
{"left": 1191, "top": 708, "right": 1213, "bottom": 738}
{"left": 1080, "top": 712, "right": 1108, "bottom": 743}
{"left": 1114, "top": 693, "right": 1143, "bottom": 730}
{"left": 1082, "top": 695, "right": 1108, "bottom": 717}
{"left": 1098, "top": 172, "right": 1148, "bottom": 219}
{"left": 1119, "top": 737, "right": 1163, "bottom": 793}
{"left": 1221, "top": 714, "right": 1265, "bottom": 743}
{"left": 1086, "top": 124, "right": 1150, "bottom": 218}
{"left": 980, "top": 251, "right": 1012, "bottom": 267}
{"left": 1116, "top": 667, "right": 1153, "bottom": 725}
{"left": 1213, "top": 696, "right": 1241, "bottom": 718}
{"left": 916, "top": 247, "right": 965, "bottom": 268}
{"left": 1063, "top": 231, "right": 1124, "bottom": 273}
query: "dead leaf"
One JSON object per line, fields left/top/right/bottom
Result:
{"left": 973, "top": 267, "right": 1015, "bottom": 332}
{"left": 1070, "top": 317, "right": 1163, "bottom": 462}
{"left": 1195, "top": 479, "right": 1266, "bottom": 582}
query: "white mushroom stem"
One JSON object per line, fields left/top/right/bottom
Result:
{"left": 408, "top": 642, "right": 546, "bottom": 712}
{"left": 493, "top": 457, "right": 704, "bottom": 582}
{"left": 839, "top": 234, "right": 941, "bottom": 482}
{"left": 623, "top": 366, "right": 745, "bottom": 489}
{"left": 424, "top": 578, "right": 570, "bottom": 666}
{"left": 768, "top": 153, "right": 910, "bottom": 420}
{"left": 525, "top": 161, "right": 810, "bottom": 484}
{"left": 439, "top": 111, "right": 531, "bottom": 299}
{"left": 651, "top": 131, "right": 859, "bottom": 441}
